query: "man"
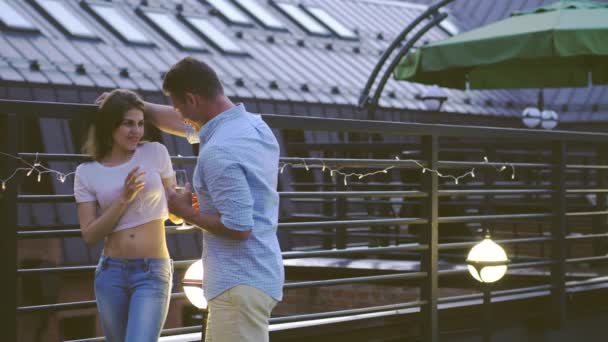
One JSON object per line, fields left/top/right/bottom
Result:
{"left": 97, "top": 57, "right": 284, "bottom": 341}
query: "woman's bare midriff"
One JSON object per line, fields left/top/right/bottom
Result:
{"left": 103, "top": 219, "right": 169, "bottom": 259}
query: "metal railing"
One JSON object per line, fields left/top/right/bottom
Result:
{"left": 2, "top": 99, "right": 608, "bottom": 341}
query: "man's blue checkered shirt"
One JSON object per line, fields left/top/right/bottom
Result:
{"left": 192, "top": 104, "right": 284, "bottom": 301}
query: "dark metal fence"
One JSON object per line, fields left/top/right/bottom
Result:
{"left": 2, "top": 99, "right": 608, "bottom": 341}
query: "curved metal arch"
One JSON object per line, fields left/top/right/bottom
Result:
{"left": 367, "top": 12, "right": 448, "bottom": 120}
{"left": 358, "top": 0, "right": 457, "bottom": 119}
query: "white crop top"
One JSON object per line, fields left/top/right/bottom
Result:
{"left": 74, "top": 142, "right": 175, "bottom": 232}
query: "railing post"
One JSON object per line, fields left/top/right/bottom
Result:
{"left": 551, "top": 141, "right": 567, "bottom": 328}
{"left": 592, "top": 146, "right": 607, "bottom": 255}
{"left": 335, "top": 179, "right": 348, "bottom": 249}
{"left": 0, "top": 112, "right": 19, "bottom": 342}
{"left": 333, "top": 150, "right": 347, "bottom": 250}
{"left": 421, "top": 135, "right": 439, "bottom": 342}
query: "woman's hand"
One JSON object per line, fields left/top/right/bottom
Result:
{"left": 121, "top": 167, "right": 146, "bottom": 203}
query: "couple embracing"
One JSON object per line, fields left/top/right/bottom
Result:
{"left": 75, "top": 57, "right": 283, "bottom": 342}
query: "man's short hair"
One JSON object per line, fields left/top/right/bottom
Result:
{"left": 162, "top": 57, "right": 224, "bottom": 99}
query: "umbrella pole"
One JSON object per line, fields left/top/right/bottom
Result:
{"left": 537, "top": 89, "right": 544, "bottom": 112}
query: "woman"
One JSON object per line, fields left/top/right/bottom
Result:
{"left": 74, "top": 89, "right": 180, "bottom": 342}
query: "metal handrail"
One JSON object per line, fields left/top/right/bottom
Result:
{"left": 4, "top": 99, "right": 608, "bottom": 140}
{"left": 23, "top": 153, "right": 608, "bottom": 170}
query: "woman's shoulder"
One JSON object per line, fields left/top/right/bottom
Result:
{"left": 74, "top": 161, "right": 98, "bottom": 180}
{"left": 75, "top": 161, "right": 96, "bottom": 172}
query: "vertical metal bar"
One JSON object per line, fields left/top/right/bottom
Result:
{"left": 421, "top": 135, "right": 439, "bottom": 342}
{"left": 0, "top": 113, "right": 19, "bottom": 342}
{"left": 482, "top": 285, "right": 492, "bottom": 342}
{"left": 335, "top": 175, "right": 348, "bottom": 249}
{"left": 551, "top": 141, "right": 567, "bottom": 328}
{"left": 592, "top": 147, "right": 607, "bottom": 256}
{"left": 335, "top": 140, "right": 348, "bottom": 249}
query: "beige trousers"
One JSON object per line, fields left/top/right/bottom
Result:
{"left": 205, "top": 285, "right": 278, "bottom": 342}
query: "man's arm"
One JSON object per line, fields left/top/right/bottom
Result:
{"left": 144, "top": 102, "right": 187, "bottom": 138}
{"left": 166, "top": 189, "right": 251, "bottom": 240}
{"left": 95, "top": 92, "right": 186, "bottom": 137}
{"left": 185, "top": 211, "right": 251, "bottom": 240}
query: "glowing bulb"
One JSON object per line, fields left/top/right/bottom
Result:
{"left": 343, "top": 178, "right": 348, "bottom": 186}
{"left": 511, "top": 174, "right": 515, "bottom": 180}
{"left": 500, "top": 166, "right": 506, "bottom": 172}
{"left": 483, "top": 157, "right": 489, "bottom": 163}
{"left": 322, "top": 164, "right": 326, "bottom": 172}
{"left": 395, "top": 156, "right": 400, "bottom": 160}
{"left": 280, "top": 165, "right": 286, "bottom": 174}
{"left": 60, "top": 175, "right": 66, "bottom": 183}
{"left": 471, "top": 170, "right": 476, "bottom": 178}
{"left": 304, "top": 162, "right": 309, "bottom": 171}
{"left": 27, "top": 169, "right": 33, "bottom": 177}
{"left": 466, "top": 237, "right": 509, "bottom": 283}
{"left": 455, "top": 179, "right": 459, "bottom": 185}
{"left": 34, "top": 162, "right": 40, "bottom": 167}
{"left": 37, "top": 173, "right": 42, "bottom": 182}
{"left": 382, "top": 170, "right": 388, "bottom": 174}
{"left": 183, "top": 260, "right": 207, "bottom": 309}
{"left": 330, "top": 170, "right": 335, "bottom": 176}
{"left": 422, "top": 169, "right": 426, "bottom": 174}
{"left": 1, "top": 182, "right": 5, "bottom": 191}
{"left": 358, "top": 175, "right": 364, "bottom": 179}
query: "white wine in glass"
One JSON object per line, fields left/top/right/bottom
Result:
{"left": 174, "top": 169, "right": 194, "bottom": 230}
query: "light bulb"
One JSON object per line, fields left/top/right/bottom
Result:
{"left": 183, "top": 260, "right": 207, "bottom": 309}
{"left": 467, "top": 237, "right": 509, "bottom": 283}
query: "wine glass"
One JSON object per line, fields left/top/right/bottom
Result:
{"left": 174, "top": 169, "right": 194, "bottom": 230}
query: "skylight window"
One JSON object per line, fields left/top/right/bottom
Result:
{"left": 138, "top": 9, "right": 204, "bottom": 50}
{"left": 181, "top": 16, "right": 245, "bottom": 55}
{"left": 274, "top": 2, "right": 330, "bottom": 36}
{"left": 233, "top": 0, "right": 286, "bottom": 30}
{"left": 305, "top": 6, "right": 357, "bottom": 40}
{"left": 0, "top": 0, "right": 38, "bottom": 32}
{"left": 31, "top": 0, "right": 96, "bottom": 38}
{"left": 82, "top": 2, "right": 152, "bottom": 45}
{"left": 207, "top": 0, "right": 252, "bottom": 26}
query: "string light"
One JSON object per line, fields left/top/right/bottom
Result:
{"left": 0, "top": 152, "right": 74, "bottom": 191}
{"left": 278, "top": 156, "right": 514, "bottom": 187}
{"left": 1, "top": 152, "right": 517, "bottom": 192}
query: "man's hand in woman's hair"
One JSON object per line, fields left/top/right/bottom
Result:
{"left": 94, "top": 92, "right": 110, "bottom": 106}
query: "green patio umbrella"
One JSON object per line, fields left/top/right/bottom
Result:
{"left": 394, "top": 0, "right": 608, "bottom": 90}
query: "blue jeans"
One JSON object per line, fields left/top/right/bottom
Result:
{"left": 94, "top": 256, "right": 173, "bottom": 342}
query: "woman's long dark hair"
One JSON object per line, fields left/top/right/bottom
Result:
{"left": 83, "top": 89, "right": 145, "bottom": 161}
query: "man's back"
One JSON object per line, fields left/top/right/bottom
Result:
{"left": 193, "top": 104, "right": 284, "bottom": 302}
